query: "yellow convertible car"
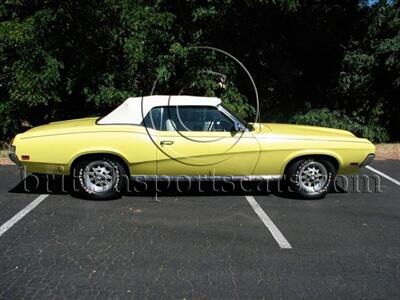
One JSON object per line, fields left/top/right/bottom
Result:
{"left": 9, "top": 95, "right": 375, "bottom": 199}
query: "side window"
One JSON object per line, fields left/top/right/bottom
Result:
{"left": 142, "top": 107, "right": 163, "bottom": 130}
{"left": 163, "top": 106, "right": 234, "bottom": 132}
{"left": 142, "top": 106, "right": 235, "bottom": 132}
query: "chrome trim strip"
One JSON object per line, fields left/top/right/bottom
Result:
{"left": 256, "top": 136, "right": 371, "bottom": 144}
{"left": 20, "top": 129, "right": 150, "bottom": 139}
{"left": 130, "top": 175, "right": 282, "bottom": 181}
{"left": 20, "top": 129, "right": 255, "bottom": 140}
{"left": 360, "top": 153, "right": 375, "bottom": 168}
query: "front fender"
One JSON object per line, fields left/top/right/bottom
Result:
{"left": 280, "top": 149, "right": 343, "bottom": 175}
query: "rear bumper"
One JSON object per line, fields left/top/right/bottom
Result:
{"left": 360, "top": 153, "right": 375, "bottom": 168}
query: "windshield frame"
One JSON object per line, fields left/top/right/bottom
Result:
{"left": 218, "top": 104, "right": 252, "bottom": 131}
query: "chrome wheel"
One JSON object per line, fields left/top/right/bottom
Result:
{"left": 298, "top": 161, "right": 328, "bottom": 193}
{"left": 83, "top": 160, "right": 116, "bottom": 193}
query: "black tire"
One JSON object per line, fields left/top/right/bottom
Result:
{"left": 72, "top": 157, "right": 127, "bottom": 200}
{"left": 284, "top": 157, "right": 336, "bottom": 199}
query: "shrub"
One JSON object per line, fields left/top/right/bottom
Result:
{"left": 289, "top": 108, "right": 389, "bottom": 143}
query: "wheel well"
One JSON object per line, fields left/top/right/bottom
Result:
{"left": 284, "top": 154, "right": 339, "bottom": 174}
{"left": 70, "top": 153, "right": 130, "bottom": 176}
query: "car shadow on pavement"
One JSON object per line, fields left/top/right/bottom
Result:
{"left": 8, "top": 174, "right": 346, "bottom": 200}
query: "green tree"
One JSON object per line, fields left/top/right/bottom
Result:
{"left": 0, "top": 0, "right": 399, "bottom": 142}
{"left": 337, "top": 0, "right": 400, "bottom": 139}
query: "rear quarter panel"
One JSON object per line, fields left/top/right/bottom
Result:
{"left": 14, "top": 125, "right": 157, "bottom": 175}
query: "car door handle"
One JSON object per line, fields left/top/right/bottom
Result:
{"left": 160, "top": 140, "right": 174, "bottom": 146}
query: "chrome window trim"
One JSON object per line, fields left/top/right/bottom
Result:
{"left": 217, "top": 105, "right": 249, "bottom": 132}
{"left": 143, "top": 104, "right": 239, "bottom": 132}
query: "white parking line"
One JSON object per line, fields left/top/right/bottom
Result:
{"left": 245, "top": 195, "right": 292, "bottom": 249}
{"left": 0, "top": 194, "right": 49, "bottom": 238}
{"left": 366, "top": 166, "right": 400, "bottom": 186}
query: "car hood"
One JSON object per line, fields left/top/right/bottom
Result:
{"left": 19, "top": 117, "right": 99, "bottom": 138}
{"left": 255, "top": 123, "right": 357, "bottom": 140}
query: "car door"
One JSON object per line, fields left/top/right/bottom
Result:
{"left": 143, "top": 105, "right": 260, "bottom": 176}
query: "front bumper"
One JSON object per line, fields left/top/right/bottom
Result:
{"left": 360, "top": 153, "right": 375, "bottom": 167}
{"left": 8, "top": 145, "right": 21, "bottom": 166}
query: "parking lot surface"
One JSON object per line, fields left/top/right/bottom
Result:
{"left": 0, "top": 161, "right": 399, "bottom": 299}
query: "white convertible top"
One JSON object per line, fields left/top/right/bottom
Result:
{"left": 98, "top": 95, "right": 221, "bottom": 125}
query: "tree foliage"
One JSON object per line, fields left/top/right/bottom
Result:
{"left": 0, "top": 0, "right": 399, "bottom": 142}
{"left": 290, "top": 105, "right": 390, "bottom": 143}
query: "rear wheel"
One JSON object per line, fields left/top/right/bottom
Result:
{"left": 72, "top": 157, "right": 127, "bottom": 200}
{"left": 284, "top": 158, "right": 336, "bottom": 199}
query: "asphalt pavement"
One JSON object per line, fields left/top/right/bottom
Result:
{"left": 0, "top": 161, "right": 399, "bottom": 299}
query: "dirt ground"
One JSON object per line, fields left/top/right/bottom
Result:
{"left": 375, "top": 143, "right": 400, "bottom": 160}
{"left": 0, "top": 150, "right": 12, "bottom": 165}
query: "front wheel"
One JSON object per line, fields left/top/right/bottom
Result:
{"left": 284, "top": 158, "right": 336, "bottom": 199}
{"left": 72, "top": 157, "right": 127, "bottom": 200}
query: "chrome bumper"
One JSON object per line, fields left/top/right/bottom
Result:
{"left": 360, "top": 153, "right": 375, "bottom": 168}
{"left": 8, "top": 145, "right": 21, "bottom": 166}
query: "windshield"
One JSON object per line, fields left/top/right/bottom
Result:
{"left": 220, "top": 104, "right": 252, "bottom": 130}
